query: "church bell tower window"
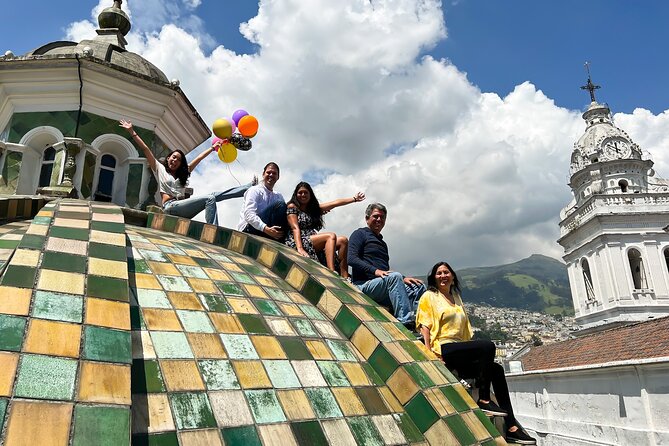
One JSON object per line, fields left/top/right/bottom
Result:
{"left": 628, "top": 249, "right": 647, "bottom": 290}
{"left": 618, "top": 179, "right": 628, "bottom": 193}
{"left": 581, "top": 259, "right": 596, "bottom": 304}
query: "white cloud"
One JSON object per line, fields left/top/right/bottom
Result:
{"left": 66, "top": 0, "right": 669, "bottom": 273}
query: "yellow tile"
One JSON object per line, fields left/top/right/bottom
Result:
{"left": 201, "top": 225, "right": 217, "bottom": 244}
{"left": 382, "top": 322, "right": 408, "bottom": 341}
{"left": 424, "top": 419, "right": 459, "bottom": 446}
{"left": 85, "top": 298, "right": 130, "bottom": 330}
{"left": 227, "top": 298, "right": 258, "bottom": 314}
{"left": 167, "top": 254, "right": 198, "bottom": 266}
{"left": 203, "top": 268, "right": 230, "bottom": 281}
{"left": 332, "top": 387, "right": 366, "bottom": 416}
{"left": 462, "top": 411, "right": 491, "bottom": 441}
{"left": 179, "top": 430, "right": 224, "bottom": 446}
{"left": 10, "top": 249, "right": 40, "bottom": 267}
{"left": 150, "top": 214, "right": 165, "bottom": 230}
{"left": 385, "top": 342, "right": 414, "bottom": 364}
{"left": 278, "top": 303, "right": 303, "bottom": 317}
{"left": 78, "top": 361, "right": 131, "bottom": 405}
{"left": 250, "top": 336, "right": 286, "bottom": 359}
{"left": 132, "top": 331, "right": 156, "bottom": 359}
{"left": 258, "top": 424, "right": 298, "bottom": 446}
{"left": 387, "top": 367, "right": 420, "bottom": 405}
{"left": 132, "top": 273, "right": 162, "bottom": 290}
{"left": 168, "top": 292, "right": 205, "bottom": 310}
{"left": 351, "top": 325, "right": 380, "bottom": 359}
{"left": 305, "top": 340, "right": 333, "bottom": 360}
{"left": 317, "top": 277, "right": 336, "bottom": 288}
{"left": 233, "top": 256, "right": 253, "bottom": 265}
{"left": 148, "top": 261, "right": 180, "bottom": 275}
{"left": 454, "top": 383, "right": 479, "bottom": 409}
{"left": 0, "top": 287, "right": 32, "bottom": 315}
{"left": 425, "top": 388, "right": 455, "bottom": 416}
{"left": 0, "top": 351, "right": 19, "bottom": 396}
{"left": 379, "top": 386, "right": 405, "bottom": 413}
{"left": 317, "top": 291, "right": 342, "bottom": 319}
{"left": 90, "top": 230, "right": 126, "bottom": 246}
{"left": 143, "top": 309, "right": 182, "bottom": 331}
{"left": 184, "top": 249, "right": 207, "bottom": 259}
{"left": 209, "top": 313, "right": 245, "bottom": 333}
{"left": 187, "top": 278, "right": 218, "bottom": 293}
{"left": 228, "top": 233, "right": 244, "bottom": 253}
{"left": 285, "top": 266, "right": 307, "bottom": 290}
{"left": 161, "top": 360, "right": 206, "bottom": 391}
{"left": 421, "top": 362, "right": 448, "bottom": 386}
{"left": 348, "top": 305, "right": 374, "bottom": 321}
{"left": 24, "top": 319, "right": 81, "bottom": 358}
{"left": 37, "top": 269, "right": 85, "bottom": 295}
{"left": 276, "top": 389, "right": 316, "bottom": 420}
{"left": 89, "top": 258, "right": 128, "bottom": 279}
{"left": 287, "top": 292, "right": 309, "bottom": 305}
{"left": 91, "top": 212, "right": 124, "bottom": 223}
{"left": 5, "top": 401, "right": 73, "bottom": 446}
{"left": 257, "top": 246, "right": 277, "bottom": 268}
{"left": 340, "top": 362, "right": 371, "bottom": 386}
{"left": 132, "top": 394, "right": 175, "bottom": 433}
{"left": 243, "top": 284, "right": 268, "bottom": 298}
{"left": 187, "top": 333, "right": 227, "bottom": 358}
{"left": 25, "top": 224, "right": 48, "bottom": 236}
{"left": 220, "top": 262, "right": 243, "bottom": 272}
{"left": 255, "top": 276, "right": 276, "bottom": 287}
{"left": 53, "top": 217, "right": 89, "bottom": 229}
{"left": 233, "top": 360, "right": 272, "bottom": 389}
{"left": 175, "top": 219, "right": 190, "bottom": 235}
{"left": 36, "top": 210, "right": 54, "bottom": 217}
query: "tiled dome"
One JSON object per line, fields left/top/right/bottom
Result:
{"left": 0, "top": 197, "right": 504, "bottom": 445}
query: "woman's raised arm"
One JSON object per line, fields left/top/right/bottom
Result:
{"left": 320, "top": 191, "right": 365, "bottom": 213}
{"left": 188, "top": 141, "right": 220, "bottom": 173}
{"left": 120, "top": 120, "right": 157, "bottom": 171}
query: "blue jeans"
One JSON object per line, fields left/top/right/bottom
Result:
{"left": 163, "top": 183, "right": 251, "bottom": 225}
{"left": 356, "top": 272, "right": 426, "bottom": 324}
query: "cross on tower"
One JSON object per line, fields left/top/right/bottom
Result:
{"left": 580, "top": 62, "right": 600, "bottom": 103}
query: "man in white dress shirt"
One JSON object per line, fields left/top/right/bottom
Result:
{"left": 237, "top": 162, "right": 287, "bottom": 240}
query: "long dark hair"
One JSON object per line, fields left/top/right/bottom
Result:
{"left": 427, "top": 261, "right": 461, "bottom": 295}
{"left": 163, "top": 149, "right": 190, "bottom": 187}
{"left": 288, "top": 181, "right": 324, "bottom": 231}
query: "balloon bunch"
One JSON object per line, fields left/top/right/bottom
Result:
{"left": 211, "top": 109, "right": 259, "bottom": 163}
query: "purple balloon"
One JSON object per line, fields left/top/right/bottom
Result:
{"left": 232, "top": 109, "right": 249, "bottom": 126}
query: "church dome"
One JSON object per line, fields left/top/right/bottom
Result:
{"left": 0, "top": 197, "right": 502, "bottom": 445}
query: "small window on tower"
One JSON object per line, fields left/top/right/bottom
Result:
{"left": 619, "top": 179, "right": 628, "bottom": 193}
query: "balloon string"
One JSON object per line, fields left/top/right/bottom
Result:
{"left": 227, "top": 163, "right": 242, "bottom": 186}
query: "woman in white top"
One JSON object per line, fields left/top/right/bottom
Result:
{"left": 120, "top": 120, "right": 252, "bottom": 225}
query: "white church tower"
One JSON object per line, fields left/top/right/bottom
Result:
{"left": 558, "top": 73, "right": 669, "bottom": 332}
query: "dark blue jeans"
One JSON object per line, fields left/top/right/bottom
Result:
{"left": 242, "top": 200, "right": 288, "bottom": 241}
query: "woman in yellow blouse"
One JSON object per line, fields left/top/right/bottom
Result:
{"left": 416, "top": 261, "right": 536, "bottom": 445}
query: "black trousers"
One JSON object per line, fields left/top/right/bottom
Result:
{"left": 441, "top": 339, "right": 516, "bottom": 426}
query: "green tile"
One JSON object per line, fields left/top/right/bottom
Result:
{"left": 246, "top": 389, "right": 286, "bottom": 424}
{"left": 89, "top": 242, "right": 127, "bottom": 261}
{"left": 356, "top": 387, "right": 391, "bottom": 415}
{"left": 440, "top": 385, "right": 472, "bottom": 413}
{"left": 326, "top": 340, "right": 357, "bottom": 361}
{"left": 305, "top": 388, "right": 342, "bottom": 419}
{"left": 366, "top": 322, "right": 394, "bottom": 342}
{"left": 138, "top": 249, "right": 167, "bottom": 262}
{"left": 130, "top": 306, "right": 144, "bottom": 330}
{"left": 291, "top": 421, "right": 328, "bottom": 446}
{"left": 169, "top": 392, "right": 217, "bottom": 429}
{"left": 73, "top": 405, "right": 130, "bottom": 446}
{"left": 272, "top": 253, "right": 292, "bottom": 279}
{"left": 301, "top": 277, "right": 325, "bottom": 305}
{"left": 255, "top": 299, "right": 282, "bottom": 316}
{"left": 334, "top": 306, "right": 362, "bottom": 338}
{"left": 131, "top": 359, "right": 166, "bottom": 393}
{"left": 88, "top": 275, "right": 129, "bottom": 301}
{"left": 0, "top": 398, "right": 7, "bottom": 426}
{"left": 150, "top": 331, "right": 194, "bottom": 359}
{"left": 474, "top": 408, "right": 501, "bottom": 437}
{"left": 199, "top": 360, "right": 240, "bottom": 390}
{"left": 264, "top": 360, "right": 301, "bottom": 388}
{"left": 364, "top": 304, "right": 390, "bottom": 322}
{"left": 220, "top": 334, "right": 258, "bottom": 359}
{"left": 176, "top": 310, "right": 215, "bottom": 333}
{"left": 404, "top": 363, "right": 435, "bottom": 389}
{"left": 187, "top": 220, "right": 204, "bottom": 240}
{"left": 0, "top": 239, "right": 20, "bottom": 249}
{"left": 241, "top": 263, "right": 265, "bottom": 276}
{"left": 291, "top": 318, "right": 318, "bottom": 337}
{"left": 41, "top": 251, "right": 87, "bottom": 273}
{"left": 278, "top": 337, "right": 312, "bottom": 360}
{"left": 161, "top": 215, "right": 178, "bottom": 233}
{"left": 299, "top": 304, "right": 326, "bottom": 320}
{"left": 32, "top": 291, "right": 83, "bottom": 323}
{"left": 57, "top": 211, "right": 91, "bottom": 220}
{"left": 156, "top": 275, "right": 191, "bottom": 292}
{"left": 214, "top": 227, "right": 232, "bottom": 248}
{"left": 242, "top": 238, "right": 262, "bottom": 259}
{"left": 198, "top": 293, "right": 231, "bottom": 313}
{"left": 362, "top": 362, "right": 385, "bottom": 386}
{"left": 405, "top": 393, "right": 440, "bottom": 433}
{"left": 175, "top": 264, "right": 208, "bottom": 278}
{"left": 400, "top": 340, "right": 428, "bottom": 361}
{"left": 91, "top": 221, "right": 125, "bottom": 233}
{"left": 433, "top": 360, "right": 459, "bottom": 384}
{"left": 128, "top": 258, "right": 151, "bottom": 274}
{"left": 50, "top": 226, "right": 89, "bottom": 240}
{"left": 14, "top": 354, "right": 77, "bottom": 400}
{"left": 393, "top": 413, "right": 425, "bottom": 443}
{"left": 135, "top": 289, "right": 171, "bottom": 308}
{"left": 32, "top": 216, "right": 52, "bottom": 225}
{"left": 1, "top": 265, "right": 36, "bottom": 288}
{"left": 18, "top": 234, "right": 46, "bottom": 249}
{"left": 330, "top": 288, "right": 358, "bottom": 304}
{"left": 221, "top": 426, "right": 261, "bottom": 446}
{"left": 347, "top": 416, "right": 384, "bottom": 446}
{"left": 230, "top": 271, "right": 255, "bottom": 285}
{"left": 0, "top": 314, "right": 26, "bottom": 351}
{"left": 194, "top": 257, "right": 217, "bottom": 268}
{"left": 82, "top": 326, "right": 132, "bottom": 364}
{"left": 445, "top": 414, "right": 478, "bottom": 446}
{"left": 317, "top": 361, "right": 350, "bottom": 387}
{"left": 216, "top": 281, "right": 244, "bottom": 296}
{"left": 237, "top": 313, "right": 271, "bottom": 334}
{"left": 482, "top": 440, "right": 499, "bottom": 446}
{"left": 266, "top": 287, "right": 291, "bottom": 302}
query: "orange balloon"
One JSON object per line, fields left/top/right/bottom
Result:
{"left": 217, "top": 143, "right": 238, "bottom": 163}
{"left": 212, "top": 118, "right": 233, "bottom": 139}
{"left": 238, "top": 115, "right": 259, "bottom": 138}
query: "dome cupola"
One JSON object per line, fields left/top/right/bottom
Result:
{"left": 97, "top": 0, "right": 131, "bottom": 36}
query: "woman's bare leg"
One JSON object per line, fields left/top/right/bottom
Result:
{"left": 310, "top": 232, "right": 337, "bottom": 271}
{"left": 336, "top": 235, "right": 349, "bottom": 278}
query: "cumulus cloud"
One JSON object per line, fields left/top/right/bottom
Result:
{"left": 67, "top": 0, "right": 669, "bottom": 272}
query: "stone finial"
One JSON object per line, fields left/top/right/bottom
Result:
{"left": 98, "top": 0, "right": 131, "bottom": 36}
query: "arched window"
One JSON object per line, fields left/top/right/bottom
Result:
{"left": 38, "top": 146, "right": 56, "bottom": 187}
{"left": 628, "top": 248, "right": 648, "bottom": 289}
{"left": 619, "top": 179, "right": 628, "bottom": 193}
{"left": 95, "top": 154, "right": 116, "bottom": 202}
{"left": 664, "top": 248, "right": 669, "bottom": 275}
{"left": 581, "top": 259, "right": 596, "bottom": 302}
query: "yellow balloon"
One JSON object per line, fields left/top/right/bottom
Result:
{"left": 217, "top": 143, "right": 237, "bottom": 163}
{"left": 212, "top": 118, "right": 233, "bottom": 139}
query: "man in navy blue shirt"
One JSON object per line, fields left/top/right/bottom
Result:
{"left": 347, "top": 203, "right": 425, "bottom": 328}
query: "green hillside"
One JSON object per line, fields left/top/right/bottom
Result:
{"left": 457, "top": 254, "right": 574, "bottom": 315}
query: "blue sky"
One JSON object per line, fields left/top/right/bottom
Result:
{"left": 3, "top": 1, "right": 669, "bottom": 271}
